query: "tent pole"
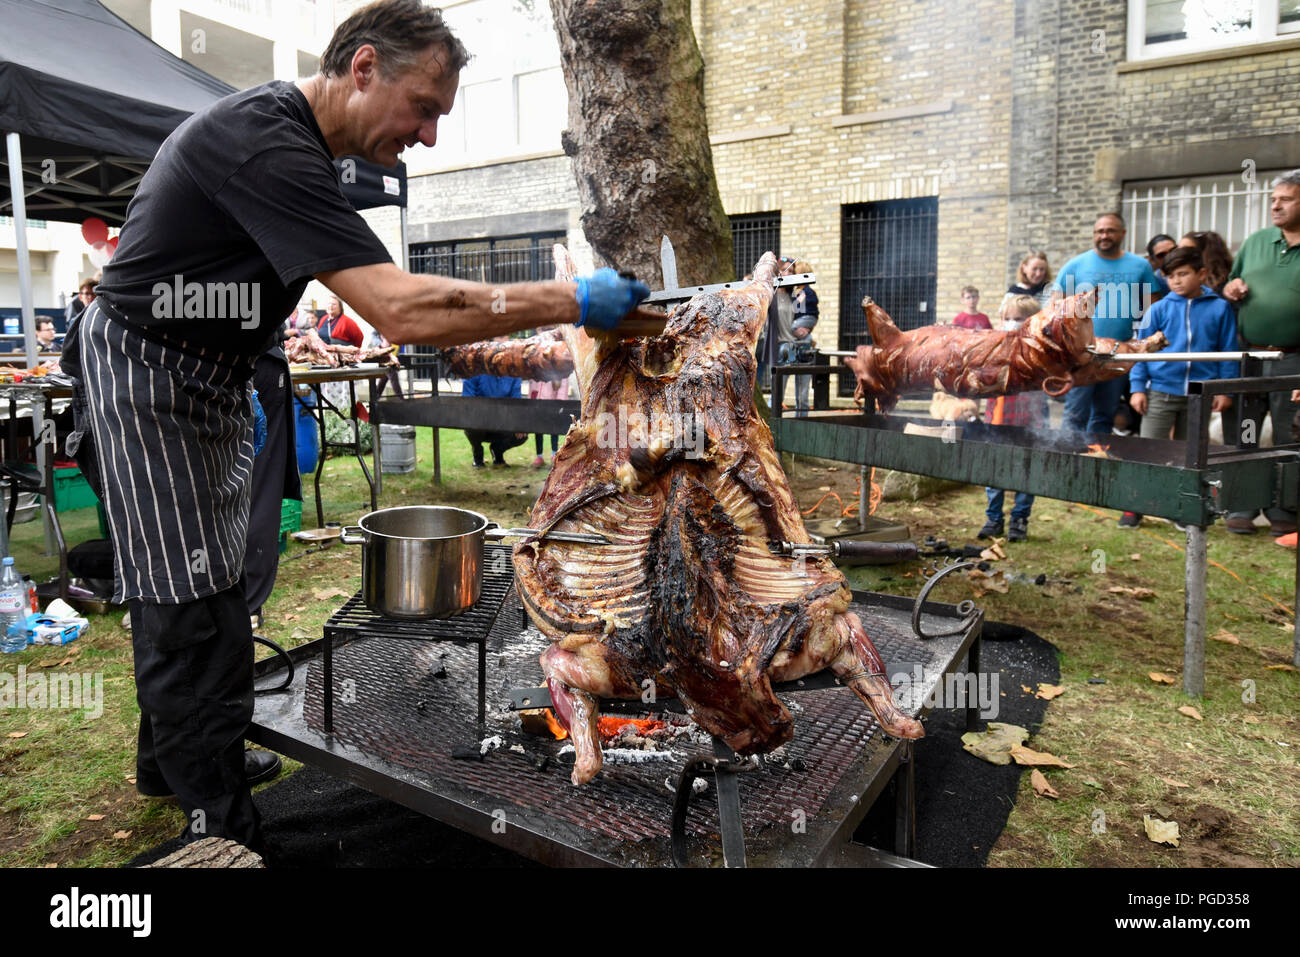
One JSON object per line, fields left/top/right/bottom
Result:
{"left": 5, "top": 132, "right": 54, "bottom": 556}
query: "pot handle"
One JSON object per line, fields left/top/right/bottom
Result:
{"left": 340, "top": 526, "right": 366, "bottom": 545}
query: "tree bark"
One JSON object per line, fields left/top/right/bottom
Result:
{"left": 550, "top": 0, "right": 734, "bottom": 287}
{"left": 143, "top": 837, "right": 264, "bottom": 868}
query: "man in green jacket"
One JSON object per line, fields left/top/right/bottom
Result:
{"left": 1222, "top": 170, "right": 1300, "bottom": 535}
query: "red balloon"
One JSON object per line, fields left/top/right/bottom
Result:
{"left": 81, "top": 218, "right": 109, "bottom": 245}
{"left": 107, "top": 236, "right": 119, "bottom": 250}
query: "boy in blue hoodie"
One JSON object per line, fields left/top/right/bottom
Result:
{"left": 1120, "top": 246, "right": 1237, "bottom": 528}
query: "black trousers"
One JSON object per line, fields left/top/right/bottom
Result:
{"left": 130, "top": 587, "right": 262, "bottom": 851}
{"left": 464, "top": 429, "right": 527, "bottom": 464}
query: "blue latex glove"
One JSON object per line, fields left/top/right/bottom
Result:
{"left": 251, "top": 388, "right": 267, "bottom": 456}
{"left": 574, "top": 269, "right": 651, "bottom": 330}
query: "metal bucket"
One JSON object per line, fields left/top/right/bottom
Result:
{"left": 341, "top": 506, "right": 487, "bottom": 619}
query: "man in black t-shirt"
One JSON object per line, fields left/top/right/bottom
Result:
{"left": 60, "top": 0, "right": 648, "bottom": 857}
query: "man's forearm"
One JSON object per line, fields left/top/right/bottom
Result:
{"left": 386, "top": 275, "right": 579, "bottom": 347}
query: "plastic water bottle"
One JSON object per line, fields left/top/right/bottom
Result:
{"left": 0, "top": 558, "right": 28, "bottom": 653}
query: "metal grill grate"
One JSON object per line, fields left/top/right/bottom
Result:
{"left": 730, "top": 212, "right": 781, "bottom": 280}
{"left": 300, "top": 586, "right": 947, "bottom": 850}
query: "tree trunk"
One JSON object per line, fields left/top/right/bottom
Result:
{"left": 550, "top": 0, "right": 733, "bottom": 287}
{"left": 143, "top": 837, "right": 264, "bottom": 868}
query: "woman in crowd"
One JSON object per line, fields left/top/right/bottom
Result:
{"left": 1001, "top": 251, "right": 1053, "bottom": 313}
{"left": 1178, "top": 230, "right": 1233, "bottom": 295}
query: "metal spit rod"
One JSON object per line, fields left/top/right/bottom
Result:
{"left": 1086, "top": 350, "right": 1284, "bottom": 362}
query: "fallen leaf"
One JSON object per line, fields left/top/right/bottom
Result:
{"left": 6, "top": 731, "right": 27, "bottom": 739}
{"left": 818, "top": 485, "right": 831, "bottom": 492}
{"left": 980, "top": 543, "right": 1006, "bottom": 561}
{"left": 1114, "top": 759, "right": 1129, "bottom": 767}
{"left": 1083, "top": 779, "right": 1104, "bottom": 790}
{"left": 960, "top": 722, "right": 1030, "bottom": 765}
{"left": 1108, "top": 586, "right": 1156, "bottom": 600}
{"left": 1244, "top": 716, "right": 1261, "bottom": 724}
{"left": 1035, "top": 683, "right": 1065, "bottom": 700}
{"left": 86, "top": 814, "right": 105, "bottom": 822}
{"left": 283, "top": 614, "right": 299, "bottom": 621}
{"left": 1266, "top": 664, "right": 1296, "bottom": 672}
{"left": 1160, "top": 777, "right": 1190, "bottom": 788}
{"left": 1039, "top": 515, "right": 1055, "bottom": 522}
{"left": 1148, "top": 672, "right": 1176, "bottom": 685}
{"left": 112, "top": 830, "right": 132, "bottom": 840}
{"left": 1030, "top": 769, "right": 1059, "bottom": 798}
{"left": 1209, "top": 630, "right": 1241, "bottom": 645}
{"left": 1143, "top": 815, "right": 1180, "bottom": 847}
{"left": 967, "top": 568, "right": 1009, "bottom": 596}
{"left": 1021, "top": 685, "right": 1032, "bottom": 694}
{"left": 313, "top": 588, "right": 350, "bottom": 601}
{"left": 295, "top": 606, "right": 306, "bottom": 612}
{"left": 43, "top": 863, "right": 57, "bottom": 868}
{"left": 126, "top": 778, "right": 136, "bottom": 785}
{"left": 1130, "top": 553, "right": 1141, "bottom": 561}
{"left": 1178, "top": 705, "right": 1204, "bottom": 721}
{"left": 1009, "top": 744, "right": 1077, "bottom": 768}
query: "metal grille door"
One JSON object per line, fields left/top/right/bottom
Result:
{"left": 840, "top": 199, "right": 938, "bottom": 351}
{"left": 730, "top": 212, "right": 781, "bottom": 280}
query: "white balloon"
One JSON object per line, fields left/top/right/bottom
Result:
{"left": 88, "top": 241, "right": 113, "bottom": 268}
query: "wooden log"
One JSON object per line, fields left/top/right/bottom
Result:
{"left": 144, "top": 837, "right": 264, "bottom": 868}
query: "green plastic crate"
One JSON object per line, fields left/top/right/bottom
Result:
{"left": 279, "top": 499, "right": 302, "bottom": 554}
{"left": 52, "top": 467, "right": 98, "bottom": 512}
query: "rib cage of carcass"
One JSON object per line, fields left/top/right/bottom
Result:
{"left": 511, "top": 246, "right": 922, "bottom": 786}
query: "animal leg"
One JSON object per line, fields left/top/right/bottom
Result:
{"left": 831, "top": 612, "right": 924, "bottom": 740}
{"left": 540, "top": 644, "right": 609, "bottom": 785}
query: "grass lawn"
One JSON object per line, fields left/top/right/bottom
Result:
{"left": 1, "top": 413, "right": 1296, "bottom": 867}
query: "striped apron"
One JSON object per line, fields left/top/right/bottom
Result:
{"left": 62, "top": 301, "right": 255, "bottom": 604}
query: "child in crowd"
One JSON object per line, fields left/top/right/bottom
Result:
{"left": 979, "top": 295, "right": 1048, "bottom": 542}
{"left": 952, "top": 285, "right": 991, "bottom": 330}
{"left": 1119, "top": 246, "right": 1237, "bottom": 529}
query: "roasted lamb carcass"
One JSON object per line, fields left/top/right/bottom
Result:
{"left": 442, "top": 328, "right": 574, "bottom": 381}
{"left": 514, "top": 248, "right": 922, "bottom": 786}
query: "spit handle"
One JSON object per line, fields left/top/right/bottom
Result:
{"left": 831, "top": 540, "right": 918, "bottom": 563}
{"left": 340, "top": 526, "right": 366, "bottom": 545}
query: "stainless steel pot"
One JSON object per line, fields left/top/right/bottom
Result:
{"left": 341, "top": 506, "right": 488, "bottom": 619}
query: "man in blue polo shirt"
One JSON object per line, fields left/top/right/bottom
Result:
{"left": 1053, "top": 212, "right": 1162, "bottom": 433}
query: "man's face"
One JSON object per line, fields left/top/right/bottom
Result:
{"left": 36, "top": 322, "right": 53, "bottom": 344}
{"left": 1148, "top": 239, "right": 1175, "bottom": 270}
{"left": 1271, "top": 184, "right": 1300, "bottom": 232}
{"left": 79, "top": 287, "right": 95, "bottom": 304}
{"left": 352, "top": 44, "right": 460, "bottom": 168}
{"left": 1093, "top": 216, "right": 1125, "bottom": 255}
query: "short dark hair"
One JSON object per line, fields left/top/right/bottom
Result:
{"left": 961, "top": 285, "right": 979, "bottom": 297}
{"left": 36, "top": 318, "right": 54, "bottom": 331}
{"left": 321, "top": 0, "right": 470, "bottom": 80}
{"left": 78, "top": 278, "right": 96, "bottom": 292}
{"left": 1162, "top": 246, "right": 1203, "bottom": 274}
{"left": 1097, "top": 212, "right": 1125, "bottom": 227}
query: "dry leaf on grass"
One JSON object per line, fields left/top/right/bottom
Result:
{"left": 86, "top": 814, "right": 105, "bottom": 821}
{"left": 1108, "top": 586, "right": 1157, "bottom": 600}
{"left": 1030, "top": 769, "right": 1060, "bottom": 799}
{"left": 6, "top": 731, "right": 27, "bottom": 739}
{"left": 283, "top": 614, "right": 299, "bottom": 621}
{"left": 980, "top": 543, "right": 1006, "bottom": 561}
{"left": 960, "top": 722, "right": 1030, "bottom": 765}
{"left": 1114, "top": 759, "right": 1129, "bottom": 767}
{"left": 112, "top": 830, "right": 132, "bottom": 840}
{"left": 1130, "top": 554, "right": 1141, "bottom": 561}
{"left": 1243, "top": 716, "right": 1261, "bottom": 724}
{"left": 1021, "top": 685, "right": 1032, "bottom": 694}
{"left": 1009, "top": 744, "right": 1077, "bottom": 768}
{"left": 1266, "top": 664, "right": 1296, "bottom": 672}
{"left": 1209, "top": 630, "right": 1241, "bottom": 645}
{"left": 312, "top": 588, "right": 350, "bottom": 601}
{"left": 1148, "top": 672, "right": 1176, "bottom": 685}
{"left": 967, "top": 568, "right": 1009, "bottom": 596}
{"left": 1035, "top": 683, "right": 1065, "bottom": 700}
{"left": 1143, "top": 815, "right": 1180, "bottom": 847}
{"left": 1160, "top": 777, "right": 1190, "bottom": 788}
{"left": 1178, "top": 705, "right": 1204, "bottom": 721}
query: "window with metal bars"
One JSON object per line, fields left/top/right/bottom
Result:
{"left": 406, "top": 231, "right": 565, "bottom": 377}
{"left": 839, "top": 197, "right": 938, "bottom": 346}
{"left": 730, "top": 212, "right": 781, "bottom": 280}
{"left": 1122, "top": 171, "right": 1286, "bottom": 254}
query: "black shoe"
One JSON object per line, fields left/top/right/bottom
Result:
{"left": 977, "top": 519, "right": 1004, "bottom": 540}
{"left": 471, "top": 460, "right": 486, "bottom": 469}
{"left": 1118, "top": 511, "right": 1141, "bottom": 529}
{"left": 246, "top": 750, "right": 282, "bottom": 787}
{"left": 1007, "top": 518, "right": 1028, "bottom": 542}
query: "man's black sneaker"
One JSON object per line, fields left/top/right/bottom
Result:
{"left": 1118, "top": 511, "right": 1142, "bottom": 529}
{"left": 1008, "top": 518, "right": 1028, "bottom": 542}
{"left": 136, "top": 750, "right": 282, "bottom": 799}
{"left": 977, "top": 519, "right": 1004, "bottom": 540}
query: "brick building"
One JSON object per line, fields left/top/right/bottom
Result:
{"left": 343, "top": 0, "right": 1300, "bottom": 363}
